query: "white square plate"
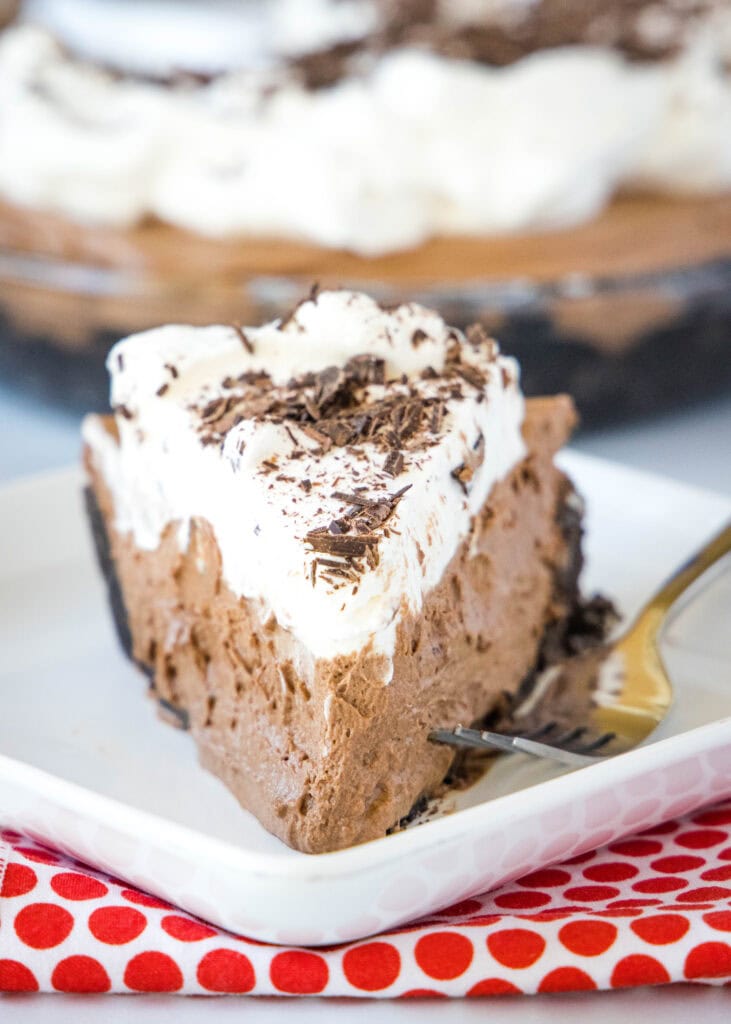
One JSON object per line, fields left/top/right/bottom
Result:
{"left": 1, "top": 453, "right": 729, "bottom": 945}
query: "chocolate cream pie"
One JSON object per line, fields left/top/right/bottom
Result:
{"left": 83, "top": 289, "right": 592, "bottom": 854}
{"left": 1, "top": 0, "right": 730, "bottom": 418}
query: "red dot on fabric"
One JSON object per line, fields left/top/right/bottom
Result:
{"left": 517, "top": 868, "right": 572, "bottom": 888}
{"left": 415, "top": 932, "right": 474, "bottom": 980}
{"left": 704, "top": 911, "right": 731, "bottom": 932}
{"left": 607, "top": 898, "right": 661, "bottom": 909}
{"left": 89, "top": 906, "right": 147, "bottom": 945}
{"left": 538, "top": 967, "right": 597, "bottom": 993}
{"left": 633, "top": 877, "right": 688, "bottom": 894}
{"left": 522, "top": 910, "right": 576, "bottom": 923}
{"left": 400, "top": 988, "right": 448, "bottom": 998}
{"left": 609, "top": 839, "right": 663, "bottom": 857}
{"left": 467, "top": 978, "right": 522, "bottom": 997}
{"left": 676, "top": 886, "right": 731, "bottom": 903}
{"left": 563, "top": 885, "right": 620, "bottom": 902}
{"left": 438, "top": 899, "right": 482, "bottom": 917}
{"left": 719, "top": 847, "right": 731, "bottom": 861}
{"left": 631, "top": 914, "right": 690, "bottom": 945}
{"left": 50, "top": 872, "right": 109, "bottom": 902}
{"left": 270, "top": 951, "right": 329, "bottom": 994}
{"left": 651, "top": 855, "right": 705, "bottom": 873}
{"left": 559, "top": 920, "right": 617, "bottom": 957}
{"left": 596, "top": 909, "right": 645, "bottom": 918}
{"left": 493, "top": 891, "right": 551, "bottom": 910}
{"left": 197, "top": 949, "right": 255, "bottom": 993}
{"left": 0, "top": 960, "right": 39, "bottom": 992}
{"left": 684, "top": 942, "right": 731, "bottom": 980}
{"left": 124, "top": 951, "right": 184, "bottom": 993}
{"left": 161, "top": 915, "right": 217, "bottom": 942}
{"left": 487, "top": 929, "right": 546, "bottom": 970}
{"left": 611, "top": 954, "right": 671, "bottom": 988}
{"left": 0, "top": 863, "right": 37, "bottom": 898}
{"left": 583, "top": 863, "right": 639, "bottom": 883}
{"left": 701, "top": 866, "right": 731, "bottom": 882}
{"left": 461, "top": 914, "right": 501, "bottom": 928}
{"left": 120, "top": 889, "right": 171, "bottom": 910}
{"left": 675, "top": 830, "right": 727, "bottom": 850}
{"left": 641, "top": 821, "right": 678, "bottom": 836}
{"left": 342, "top": 942, "right": 400, "bottom": 991}
{"left": 694, "top": 809, "right": 731, "bottom": 827}
{"left": 15, "top": 847, "right": 61, "bottom": 865}
{"left": 52, "top": 956, "right": 111, "bottom": 993}
{"left": 14, "top": 903, "right": 73, "bottom": 949}
{"left": 565, "top": 850, "right": 596, "bottom": 865}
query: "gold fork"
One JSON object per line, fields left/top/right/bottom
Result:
{"left": 432, "top": 520, "right": 731, "bottom": 768}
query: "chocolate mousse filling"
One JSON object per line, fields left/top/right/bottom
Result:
{"left": 84, "top": 396, "right": 589, "bottom": 853}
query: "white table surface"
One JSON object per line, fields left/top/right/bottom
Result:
{"left": 2, "top": 382, "right": 730, "bottom": 1019}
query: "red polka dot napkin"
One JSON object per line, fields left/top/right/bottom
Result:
{"left": 3, "top": 802, "right": 731, "bottom": 996}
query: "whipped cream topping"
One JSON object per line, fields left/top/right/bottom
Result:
{"left": 83, "top": 291, "right": 526, "bottom": 676}
{"left": 1, "top": 9, "right": 729, "bottom": 253}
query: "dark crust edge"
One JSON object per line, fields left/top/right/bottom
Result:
{"left": 84, "top": 484, "right": 136, "bottom": 668}
{"left": 84, "top": 483, "right": 189, "bottom": 729}
{"left": 85, "top": 484, "right": 191, "bottom": 731}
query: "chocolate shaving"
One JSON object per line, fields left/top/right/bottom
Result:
{"left": 164, "top": 362, "right": 179, "bottom": 379}
{"left": 232, "top": 323, "right": 254, "bottom": 354}
{"left": 318, "top": 419, "right": 354, "bottom": 446}
{"left": 114, "top": 404, "right": 133, "bottom": 420}
{"left": 332, "top": 491, "right": 384, "bottom": 507}
{"left": 300, "top": 423, "right": 333, "bottom": 452}
{"left": 284, "top": 425, "right": 300, "bottom": 450}
{"left": 412, "top": 328, "right": 428, "bottom": 347}
{"left": 452, "top": 434, "right": 485, "bottom": 495}
{"left": 345, "top": 354, "right": 386, "bottom": 386}
{"left": 200, "top": 396, "right": 226, "bottom": 422}
{"left": 306, "top": 533, "right": 378, "bottom": 557}
{"left": 156, "top": 383, "right": 169, "bottom": 397}
{"left": 451, "top": 463, "right": 473, "bottom": 494}
{"left": 430, "top": 400, "right": 445, "bottom": 434}
{"left": 383, "top": 450, "right": 404, "bottom": 477}
{"left": 366, "top": 545, "right": 380, "bottom": 570}
{"left": 466, "top": 323, "right": 491, "bottom": 348}
{"left": 456, "top": 363, "right": 487, "bottom": 390}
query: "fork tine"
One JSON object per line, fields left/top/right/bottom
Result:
{"left": 551, "top": 726, "right": 587, "bottom": 747}
{"left": 522, "top": 721, "right": 558, "bottom": 740}
{"left": 579, "top": 731, "right": 617, "bottom": 752}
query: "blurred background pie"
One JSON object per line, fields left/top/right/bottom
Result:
{"left": 0, "top": 0, "right": 729, "bottom": 422}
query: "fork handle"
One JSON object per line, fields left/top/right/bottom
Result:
{"left": 430, "top": 727, "right": 599, "bottom": 768}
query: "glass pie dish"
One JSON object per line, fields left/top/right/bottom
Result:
{"left": 0, "top": 193, "right": 729, "bottom": 425}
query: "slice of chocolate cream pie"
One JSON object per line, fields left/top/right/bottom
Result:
{"left": 83, "top": 289, "right": 585, "bottom": 853}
